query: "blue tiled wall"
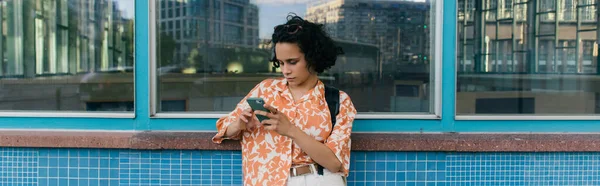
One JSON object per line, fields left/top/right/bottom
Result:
{"left": 2, "top": 148, "right": 600, "bottom": 186}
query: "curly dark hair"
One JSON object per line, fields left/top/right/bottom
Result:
{"left": 270, "top": 14, "right": 344, "bottom": 74}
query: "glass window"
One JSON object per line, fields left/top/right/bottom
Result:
{"left": 247, "top": 5, "right": 258, "bottom": 25}
{"left": 224, "top": 24, "right": 242, "bottom": 45}
{"left": 213, "top": 22, "right": 220, "bottom": 42}
{"left": 213, "top": 1, "right": 221, "bottom": 19}
{"left": 191, "top": 0, "right": 206, "bottom": 17}
{"left": 224, "top": 3, "right": 242, "bottom": 24}
{"left": 0, "top": 0, "right": 135, "bottom": 112}
{"left": 155, "top": 0, "right": 437, "bottom": 113}
{"left": 456, "top": 0, "right": 599, "bottom": 115}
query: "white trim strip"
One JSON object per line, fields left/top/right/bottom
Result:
{"left": 456, "top": 115, "right": 600, "bottom": 121}
{"left": 0, "top": 112, "right": 134, "bottom": 118}
{"left": 0, "top": 129, "right": 135, "bottom": 132}
{"left": 433, "top": 0, "right": 444, "bottom": 118}
{"left": 356, "top": 114, "right": 440, "bottom": 120}
{"left": 153, "top": 113, "right": 229, "bottom": 118}
{"left": 149, "top": 0, "right": 158, "bottom": 117}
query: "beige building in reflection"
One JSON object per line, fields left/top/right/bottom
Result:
{"left": 458, "top": 0, "right": 599, "bottom": 74}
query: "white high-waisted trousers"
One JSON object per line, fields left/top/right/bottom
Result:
{"left": 286, "top": 169, "right": 346, "bottom": 186}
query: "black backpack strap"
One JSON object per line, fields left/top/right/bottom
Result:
{"left": 324, "top": 85, "right": 340, "bottom": 127}
{"left": 318, "top": 85, "right": 340, "bottom": 175}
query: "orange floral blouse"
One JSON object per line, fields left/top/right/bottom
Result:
{"left": 212, "top": 78, "right": 357, "bottom": 186}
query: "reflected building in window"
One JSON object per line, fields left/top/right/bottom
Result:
{"left": 0, "top": 0, "right": 135, "bottom": 111}
{"left": 306, "top": 0, "right": 431, "bottom": 76}
{"left": 0, "top": 0, "right": 134, "bottom": 77}
{"left": 157, "top": 0, "right": 260, "bottom": 73}
{"left": 306, "top": 0, "right": 433, "bottom": 112}
{"left": 457, "top": 0, "right": 598, "bottom": 74}
{"left": 456, "top": 0, "right": 600, "bottom": 114}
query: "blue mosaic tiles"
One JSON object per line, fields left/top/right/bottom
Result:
{"left": 1, "top": 148, "right": 600, "bottom": 185}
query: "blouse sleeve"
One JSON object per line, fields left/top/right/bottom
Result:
{"left": 212, "top": 80, "right": 265, "bottom": 144}
{"left": 324, "top": 91, "right": 357, "bottom": 176}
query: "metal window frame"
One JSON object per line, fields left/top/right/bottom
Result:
{"left": 149, "top": 0, "right": 445, "bottom": 120}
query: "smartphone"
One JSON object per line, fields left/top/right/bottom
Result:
{"left": 246, "top": 97, "right": 270, "bottom": 122}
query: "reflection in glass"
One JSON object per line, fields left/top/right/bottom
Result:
{"left": 0, "top": 0, "right": 135, "bottom": 111}
{"left": 156, "top": 0, "right": 435, "bottom": 113}
{"left": 457, "top": 0, "right": 599, "bottom": 115}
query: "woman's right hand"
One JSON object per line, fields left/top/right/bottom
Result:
{"left": 225, "top": 108, "right": 258, "bottom": 138}
{"left": 236, "top": 108, "right": 259, "bottom": 131}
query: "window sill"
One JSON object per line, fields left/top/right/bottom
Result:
{"left": 153, "top": 113, "right": 440, "bottom": 120}
{"left": 0, "top": 130, "right": 598, "bottom": 152}
{"left": 456, "top": 115, "right": 600, "bottom": 120}
{"left": 0, "top": 112, "right": 134, "bottom": 118}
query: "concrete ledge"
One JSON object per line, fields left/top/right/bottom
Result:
{"left": 0, "top": 131, "right": 599, "bottom": 152}
{"left": 130, "top": 132, "right": 240, "bottom": 150}
{"left": 0, "top": 131, "right": 132, "bottom": 149}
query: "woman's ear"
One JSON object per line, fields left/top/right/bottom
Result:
{"left": 307, "top": 64, "right": 317, "bottom": 75}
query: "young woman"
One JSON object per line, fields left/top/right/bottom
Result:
{"left": 213, "top": 14, "right": 356, "bottom": 186}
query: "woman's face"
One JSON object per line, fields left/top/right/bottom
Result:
{"left": 275, "top": 42, "right": 315, "bottom": 87}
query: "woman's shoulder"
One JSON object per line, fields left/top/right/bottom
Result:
{"left": 336, "top": 90, "right": 356, "bottom": 111}
{"left": 335, "top": 89, "right": 351, "bottom": 102}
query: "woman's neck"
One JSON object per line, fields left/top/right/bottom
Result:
{"left": 288, "top": 74, "right": 319, "bottom": 93}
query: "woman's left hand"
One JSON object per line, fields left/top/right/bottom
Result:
{"left": 254, "top": 104, "right": 297, "bottom": 137}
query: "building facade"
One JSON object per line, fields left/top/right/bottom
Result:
{"left": 0, "top": 0, "right": 599, "bottom": 185}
